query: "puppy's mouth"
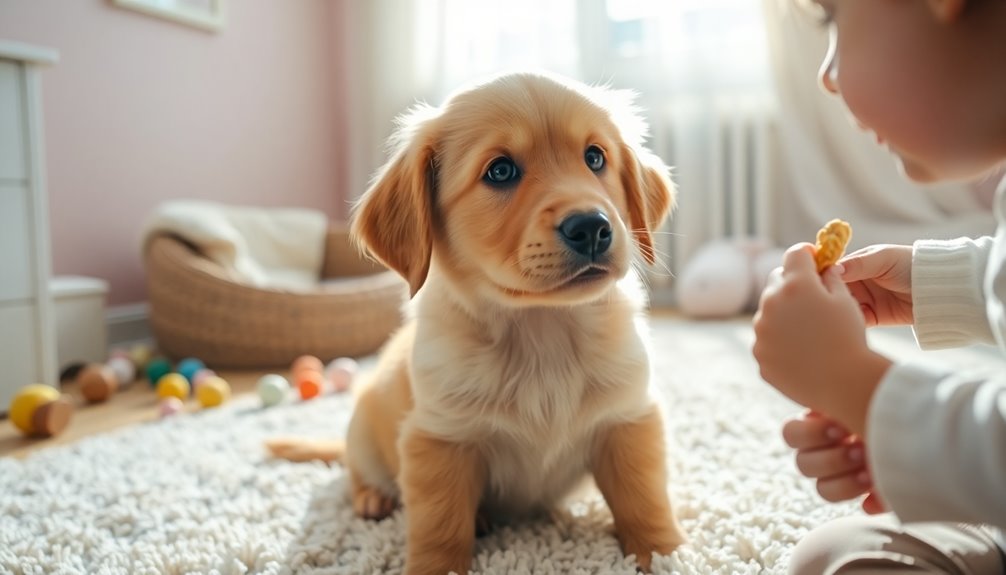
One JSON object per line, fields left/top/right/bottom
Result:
{"left": 562, "top": 265, "right": 610, "bottom": 287}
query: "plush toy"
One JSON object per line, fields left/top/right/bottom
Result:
{"left": 676, "top": 237, "right": 785, "bottom": 318}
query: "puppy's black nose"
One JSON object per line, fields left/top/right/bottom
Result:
{"left": 559, "top": 211, "right": 612, "bottom": 259}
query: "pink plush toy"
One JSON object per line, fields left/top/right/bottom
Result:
{"left": 676, "top": 238, "right": 785, "bottom": 318}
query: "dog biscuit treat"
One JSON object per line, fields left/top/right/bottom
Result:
{"left": 814, "top": 219, "right": 852, "bottom": 273}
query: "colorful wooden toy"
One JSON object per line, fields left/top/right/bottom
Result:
{"left": 9, "top": 384, "right": 74, "bottom": 437}
{"left": 196, "top": 376, "right": 230, "bottom": 408}
{"left": 78, "top": 363, "right": 119, "bottom": 403}
{"left": 158, "top": 396, "right": 184, "bottom": 418}
{"left": 156, "top": 373, "right": 190, "bottom": 401}
{"left": 146, "top": 358, "right": 173, "bottom": 388}
{"left": 297, "top": 370, "right": 324, "bottom": 400}
{"left": 257, "top": 374, "right": 290, "bottom": 407}
{"left": 177, "top": 357, "right": 206, "bottom": 384}
{"left": 324, "top": 357, "right": 358, "bottom": 393}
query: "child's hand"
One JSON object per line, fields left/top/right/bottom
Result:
{"left": 753, "top": 244, "right": 891, "bottom": 435}
{"left": 839, "top": 244, "right": 914, "bottom": 327}
{"left": 782, "top": 411, "right": 886, "bottom": 514}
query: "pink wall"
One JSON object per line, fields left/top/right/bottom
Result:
{"left": 0, "top": 0, "right": 350, "bottom": 305}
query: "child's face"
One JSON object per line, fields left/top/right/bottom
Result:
{"left": 814, "top": 0, "right": 1006, "bottom": 183}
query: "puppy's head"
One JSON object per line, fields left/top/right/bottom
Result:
{"left": 352, "top": 72, "right": 675, "bottom": 306}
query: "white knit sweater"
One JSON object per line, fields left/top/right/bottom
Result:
{"left": 868, "top": 178, "right": 1006, "bottom": 550}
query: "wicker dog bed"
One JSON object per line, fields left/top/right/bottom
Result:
{"left": 144, "top": 226, "right": 407, "bottom": 368}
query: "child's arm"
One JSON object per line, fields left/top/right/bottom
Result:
{"left": 868, "top": 364, "right": 1006, "bottom": 528}
{"left": 911, "top": 236, "right": 997, "bottom": 348}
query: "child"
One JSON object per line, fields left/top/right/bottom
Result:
{"left": 752, "top": 0, "right": 1006, "bottom": 573}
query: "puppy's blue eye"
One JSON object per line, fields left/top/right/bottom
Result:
{"left": 585, "top": 145, "right": 605, "bottom": 172}
{"left": 484, "top": 157, "right": 520, "bottom": 186}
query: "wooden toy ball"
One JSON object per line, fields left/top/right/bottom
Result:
{"left": 291, "top": 355, "right": 323, "bottom": 378}
{"left": 324, "top": 357, "right": 358, "bottom": 393}
{"left": 156, "top": 373, "right": 190, "bottom": 401}
{"left": 78, "top": 363, "right": 120, "bottom": 403}
{"left": 196, "top": 376, "right": 230, "bottom": 408}
{"left": 9, "top": 384, "right": 74, "bottom": 437}
{"left": 177, "top": 357, "right": 206, "bottom": 384}
{"left": 146, "top": 358, "right": 173, "bottom": 388}
{"left": 129, "top": 342, "right": 154, "bottom": 370}
{"left": 257, "top": 374, "right": 290, "bottom": 407}
{"left": 297, "top": 370, "right": 324, "bottom": 400}
{"left": 106, "top": 356, "right": 136, "bottom": 388}
{"left": 158, "top": 396, "right": 185, "bottom": 418}
{"left": 192, "top": 368, "right": 217, "bottom": 391}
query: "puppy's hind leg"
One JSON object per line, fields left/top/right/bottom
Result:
{"left": 265, "top": 437, "right": 346, "bottom": 463}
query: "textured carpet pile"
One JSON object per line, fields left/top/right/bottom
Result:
{"left": 1, "top": 318, "right": 998, "bottom": 574}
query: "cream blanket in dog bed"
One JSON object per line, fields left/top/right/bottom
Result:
{"left": 142, "top": 200, "right": 329, "bottom": 291}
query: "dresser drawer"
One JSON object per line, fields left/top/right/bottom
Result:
{"left": 0, "top": 60, "right": 26, "bottom": 181}
{"left": 0, "top": 302, "right": 41, "bottom": 411}
{"left": 0, "top": 184, "right": 34, "bottom": 301}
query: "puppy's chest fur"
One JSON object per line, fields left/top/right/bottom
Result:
{"left": 411, "top": 296, "right": 652, "bottom": 518}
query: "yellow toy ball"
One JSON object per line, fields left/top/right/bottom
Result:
{"left": 196, "top": 376, "right": 230, "bottom": 408}
{"left": 156, "top": 373, "right": 190, "bottom": 400}
{"left": 9, "top": 384, "right": 73, "bottom": 437}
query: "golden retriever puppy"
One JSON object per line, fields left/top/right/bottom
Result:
{"left": 271, "top": 71, "right": 685, "bottom": 574}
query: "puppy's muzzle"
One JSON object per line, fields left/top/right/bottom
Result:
{"left": 559, "top": 211, "right": 612, "bottom": 261}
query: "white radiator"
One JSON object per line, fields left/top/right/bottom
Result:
{"left": 644, "top": 94, "right": 780, "bottom": 295}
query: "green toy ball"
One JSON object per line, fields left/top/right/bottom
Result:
{"left": 257, "top": 374, "right": 290, "bottom": 407}
{"left": 145, "top": 358, "right": 172, "bottom": 388}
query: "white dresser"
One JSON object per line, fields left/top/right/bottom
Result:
{"left": 0, "top": 41, "right": 58, "bottom": 414}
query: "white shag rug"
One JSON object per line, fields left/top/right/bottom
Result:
{"left": 2, "top": 317, "right": 1000, "bottom": 575}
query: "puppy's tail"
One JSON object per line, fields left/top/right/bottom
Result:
{"left": 265, "top": 437, "right": 346, "bottom": 464}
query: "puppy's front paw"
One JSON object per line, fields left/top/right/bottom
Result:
{"left": 622, "top": 528, "right": 686, "bottom": 573}
{"left": 353, "top": 485, "right": 398, "bottom": 520}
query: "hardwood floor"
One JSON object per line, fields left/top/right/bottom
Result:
{"left": 0, "top": 370, "right": 270, "bottom": 459}
{"left": 0, "top": 309, "right": 700, "bottom": 460}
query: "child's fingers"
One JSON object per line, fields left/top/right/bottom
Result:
{"left": 861, "top": 490, "right": 887, "bottom": 515}
{"left": 782, "top": 415, "right": 850, "bottom": 449}
{"left": 816, "top": 470, "right": 873, "bottom": 503}
{"left": 838, "top": 247, "right": 891, "bottom": 283}
{"left": 794, "top": 442, "right": 865, "bottom": 479}
{"left": 821, "top": 265, "right": 852, "bottom": 297}
{"left": 782, "top": 243, "right": 817, "bottom": 277}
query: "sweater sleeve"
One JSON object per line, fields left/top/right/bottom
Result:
{"left": 868, "top": 361, "right": 1006, "bottom": 529}
{"left": 912, "top": 237, "right": 996, "bottom": 349}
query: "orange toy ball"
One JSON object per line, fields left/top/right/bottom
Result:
{"left": 78, "top": 364, "right": 119, "bottom": 403}
{"left": 297, "top": 371, "right": 324, "bottom": 400}
{"left": 291, "top": 354, "right": 323, "bottom": 377}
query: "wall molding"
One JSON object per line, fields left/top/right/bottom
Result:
{"left": 106, "top": 302, "right": 152, "bottom": 347}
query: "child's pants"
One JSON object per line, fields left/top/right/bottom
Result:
{"left": 789, "top": 514, "right": 1004, "bottom": 574}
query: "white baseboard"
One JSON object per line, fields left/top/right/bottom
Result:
{"left": 106, "top": 302, "right": 153, "bottom": 347}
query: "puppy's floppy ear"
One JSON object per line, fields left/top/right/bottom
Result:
{"left": 351, "top": 106, "right": 439, "bottom": 297}
{"left": 620, "top": 144, "right": 676, "bottom": 265}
